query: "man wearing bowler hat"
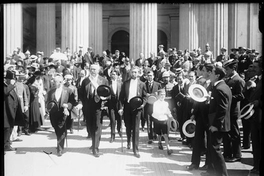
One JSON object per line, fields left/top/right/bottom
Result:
{"left": 119, "top": 66, "right": 147, "bottom": 158}
{"left": 223, "top": 59, "right": 245, "bottom": 162}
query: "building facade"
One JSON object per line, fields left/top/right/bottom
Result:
{"left": 3, "top": 3, "right": 262, "bottom": 61}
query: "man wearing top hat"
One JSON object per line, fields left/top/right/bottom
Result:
{"left": 222, "top": 59, "right": 245, "bottom": 162}
{"left": 46, "top": 74, "right": 75, "bottom": 156}
{"left": 83, "top": 64, "right": 109, "bottom": 157}
{"left": 119, "top": 66, "right": 147, "bottom": 158}
{"left": 216, "top": 47, "right": 229, "bottom": 63}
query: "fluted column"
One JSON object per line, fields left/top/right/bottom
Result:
{"left": 4, "top": 3, "right": 23, "bottom": 60}
{"left": 179, "top": 4, "right": 199, "bottom": 50}
{"left": 61, "top": 3, "right": 90, "bottom": 53}
{"left": 130, "top": 3, "right": 157, "bottom": 61}
{"left": 89, "top": 3, "right": 103, "bottom": 55}
{"left": 103, "top": 16, "right": 109, "bottom": 51}
{"left": 36, "top": 3, "right": 56, "bottom": 57}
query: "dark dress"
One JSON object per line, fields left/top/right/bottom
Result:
{"left": 28, "top": 85, "right": 42, "bottom": 132}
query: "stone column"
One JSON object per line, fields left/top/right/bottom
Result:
{"left": 3, "top": 3, "right": 23, "bottom": 60}
{"left": 130, "top": 3, "right": 157, "bottom": 61}
{"left": 36, "top": 3, "right": 56, "bottom": 57}
{"left": 61, "top": 3, "right": 90, "bottom": 53}
{"left": 103, "top": 16, "right": 109, "bottom": 51}
{"left": 170, "top": 16, "right": 179, "bottom": 49}
{"left": 179, "top": 3, "right": 228, "bottom": 56}
{"left": 179, "top": 4, "right": 199, "bottom": 51}
{"left": 89, "top": 3, "right": 103, "bottom": 55}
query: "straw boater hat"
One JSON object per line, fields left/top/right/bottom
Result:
{"left": 182, "top": 119, "right": 196, "bottom": 138}
{"left": 188, "top": 84, "right": 209, "bottom": 102}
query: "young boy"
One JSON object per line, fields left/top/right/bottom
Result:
{"left": 152, "top": 89, "right": 173, "bottom": 155}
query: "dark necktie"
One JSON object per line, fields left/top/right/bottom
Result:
{"left": 149, "top": 82, "right": 153, "bottom": 92}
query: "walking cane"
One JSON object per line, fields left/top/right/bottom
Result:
{"left": 121, "top": 113, "right": 123, "bottom": 152}
{"left": 78, "top": 109, "right": 80, "bottom": 132}
{"left": 65, "top": 118, "right": 68, "bottom": 148}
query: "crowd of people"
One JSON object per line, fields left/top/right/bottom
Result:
{"left": 4, "top": 43, "right": 262, "bottom": 176}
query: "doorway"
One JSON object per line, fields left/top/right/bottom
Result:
{"left": 111, "top": 30, "right": 129, "bottom": 56}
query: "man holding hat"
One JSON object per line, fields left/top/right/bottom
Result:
{"left": 83, "top": 64, "right": 109, "bottom": 157}
{"left": 119, "top": 66, "right": 147, "bottom": 158}
{"left": 4, "top": 70, "right": 24, "bottom": 151}
{"left": 201, "top": 65, "right": 232, "bottom": 176}
{"left": 46, "top": 74, "right": 75, "bottom": 156}
{"left": 216, "top": 47, "right": 229, "bottom": 63}
{"left": 223, "top": 59, "right": 245, "bottom": 162}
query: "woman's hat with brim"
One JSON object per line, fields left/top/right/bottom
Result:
{"left": 97, "top": 85, "right": 111, "bottom": 98}
{"left": 129, "top": 96, "right": 144, "bottom": 110}
{"left": 182, "top": 119, "right": 196, "bottom": 138}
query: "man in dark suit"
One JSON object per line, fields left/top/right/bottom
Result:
{"left": 119, "top": 66, "right": 147, "bottom": 158}
{"left": 108, "top": 70, "right": 122, "bottom": 143}
{"left": 223, "top": 59, "right": 245, "bottom": 162}
{"left": 4, "top": 70, "right": 24, "bottom": 152}
{"left": 201, "top": 66, "right": 232, "bottom": 176}
{"left": 84, "top": 64, "right": 109, "bottom": 157}
{"left": 248, "top": 59, "right": 262, "bottom": 175}
{"left": 46, "top": 75, "right": 75, "bottom": 156}
{"left": 83, "top": 47, "right": 95, "bottom": 66}
{"left": 144, "top": 70, "right": 162, "bottom": 144}
{"left": 237, "top": 46, "right": 252, "bottom": 76}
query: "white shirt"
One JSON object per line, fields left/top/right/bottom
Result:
{"left": 90, "top": 75, "right": 99, "bottom": 93}
{"left": 152, "top": 99, "right": 171, "bottom": 121}
{"left": 112, "top": 80, "right": 117, "bottom": 95}
{"left": 128, "top": 78, "right": 138, "bottom": 102}
{"left": 55, "top": 86, "right": 63, "bottom": 101}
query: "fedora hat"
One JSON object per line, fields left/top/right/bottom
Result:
{"left": 147, "top": 95, "right": 157, "bottom": 104}
{"left": 97, "top": 85, "right": 111, "bottom": 98}
{"left": 129, "top": 96, "right": 144, "bottom": 110}
{"left": 188, "top": 84, "right": 208, "bottom": 102}
{"left": 182, "top": 119, "right": 196, "bottom": 138}
{"left": 239, "top": 103, "right": 254, "bottom": 119}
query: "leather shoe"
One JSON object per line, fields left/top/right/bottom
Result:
{"left": 250, "top": 168, "right": 259, "bottom": 174}
{"left": 93, "top": 151, "right": 99, "bottom": 158}
{"left": 118, "top": 131, "right": 122, "bottom": 137}
{"left": 199, "top": 164, "right": 208, "bottom": 170}
{"left": 89, "top": 145, "right": 93, "bottom": 150}
{"left": 167, "top": 149, "right": 173, "bottom": 155}
{"left": 225, "top": 157, "right": 241, "bottom": 162}
{"left": 134, "top": 152, "right": 140, "bottom": 158}
{"left": 242, "top": 146, "right": 250, "bottom": 149}
{"left": 186, "top": 164, "right": 198, "bottom": 170}
{"left": 13, "top": 138, "right": 23, "bottom": 142}
{"left": 110, "top": 137, "right": 115, "bottom": 143}
{"left": 148, "top": 140, "right": 153, "bottom": 144}
{"left": 141, "top": 127, "right": 144, "bottom": 132}
{"left": 158, "top": 142, "right": 163, "bottom": 150}
{"left": 5, "top": 147, "right": 15, "bottom": 151}
{"left": 57, "top": 151, "right": 62, "bottom": 157}
{"left": 24, "top": 131, "right": 31, "bottom": 136}
{"left": 87, "top": 134, "right": 91, "bottom": 139}
{"left": 127, "top": 143, "right": 131, "bottom": 149}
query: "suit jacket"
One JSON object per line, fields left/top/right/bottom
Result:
{"left": 145, "top": 81, "right": 162, "bottom": 95}
{"left": 4, "top": 83, "right": 23, "bottom": 128}
{"left": 83, "top": 52, "right": 95, "bottom": 65}
{"left": 46, "top": 86, "right": 75, "bottom": 128}
{"left": 225, "top": 73, "right": 245, "bottom": 118}
{"left": 119, "top": 78, "right": 147, "bottom": 110}
{"left": 14, "top": 82, "right": 28, "bottom": 113}
{"left": 79, "top": 77, "right": 91, "bottom": 104}
{"left": 103, "top": 67, "right": 113, "bottom": 82}
{"left": 109, "top": 79, "right": 122, "bottom": 110}
{"left": 209, "top": 80, "right": 232, "bottom": 132}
